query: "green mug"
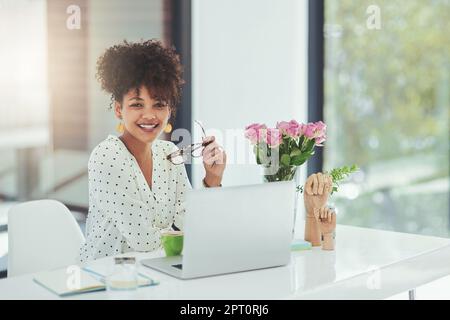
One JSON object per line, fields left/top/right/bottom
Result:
{"left": 161, "top": 231, "right": 184, "bottom": 256}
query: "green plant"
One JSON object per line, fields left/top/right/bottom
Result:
{"left": 296, "top": 164, "right": 359, "bottom": 195}
{"left": 327, "top": 164, "right": 359, "bottom": 195}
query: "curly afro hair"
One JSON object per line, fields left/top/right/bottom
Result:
{"left": 96, "top": 39, "right": 184, "bottom": 117}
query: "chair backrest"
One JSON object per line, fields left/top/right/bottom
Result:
{"left": 7, "top": 199, "right": 85, "bottom": 277}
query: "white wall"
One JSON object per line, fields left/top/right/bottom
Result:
{"left": 191, "top": 0, "right": 309, "bottom": 189}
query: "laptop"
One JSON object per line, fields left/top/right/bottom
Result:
{"left": 140, "top": 181, "right": 295, "bottom": 279}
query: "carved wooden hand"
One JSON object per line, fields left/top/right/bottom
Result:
{"left": 303, "top": 172, "right": 333, "bottom": 216}
{"left": 314, "top": 207, "right": 336, "bottom": 250}
{"left": 304, "top": 172, "right": 333, "bottom": 247}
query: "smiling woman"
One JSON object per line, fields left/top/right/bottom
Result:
{"left": 78, "top": 39, "right": 226, "bottom": 263}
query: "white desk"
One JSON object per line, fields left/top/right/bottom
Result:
{"left": 1, "top": 224, "right": 450, "bottom": 300}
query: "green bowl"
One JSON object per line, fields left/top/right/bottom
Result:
{"left": 161, "top": 231, "right": 184, "bottom": 256}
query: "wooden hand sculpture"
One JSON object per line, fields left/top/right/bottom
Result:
{"left": 304, "top": 172, "right": 333, "bottom": 246}
{"left": 314, "top": 207, "right": 336, "bottom": 250}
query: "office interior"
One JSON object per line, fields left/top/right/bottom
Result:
{"left": 0, "top": 0, "right": 448, "bottom": 299}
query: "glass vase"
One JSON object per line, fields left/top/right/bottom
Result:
{"left": 263, "top": 165, "right": 302, "bottom": 237}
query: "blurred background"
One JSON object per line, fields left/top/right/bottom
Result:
{"left": 324, "top": 0, "right": 449, "bottom": 237}
{"left": 0, "top": 0, "right": 448, "bottom": 293}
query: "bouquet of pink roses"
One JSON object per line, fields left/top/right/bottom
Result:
{"left": 245, "top": 120, "right": 327, "bottom": 182}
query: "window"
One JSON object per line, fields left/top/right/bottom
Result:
{"left": 323, "top": 0, "right": 449, "bottom": 236}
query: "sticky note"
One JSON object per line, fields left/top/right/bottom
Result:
{"left": 291, "top": 239, "right": 312, "bottom": 251}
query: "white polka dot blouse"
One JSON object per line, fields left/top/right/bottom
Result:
{"left": 78, "top": 135, "right": 191, "bottom": 263}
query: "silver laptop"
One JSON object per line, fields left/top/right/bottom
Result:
{"left": 140, "top": 181, "right": 295, "bottom": 279}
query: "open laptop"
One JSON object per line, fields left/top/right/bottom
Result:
{"left": 140, "top": 181, "right": 295, "bottom": 279}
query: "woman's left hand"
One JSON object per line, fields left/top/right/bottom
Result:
{"left": 202, "top": 136, "right": 226, "bottom": 187}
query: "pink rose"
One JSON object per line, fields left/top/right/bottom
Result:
{"left": 315, "top": 135, "right": 326, "bottom": 146}
{"left": 301, "top": 121, "right": 327, "bottom": 145}
{"left": 276, "top": 120, "right": 302, "bottom": 138}
{"left": 312, "top": 121, "right": 327, "bottom": 146}
{"left": 301, "top": 123, "right": 316, "bottom": 139}
{"left": 314, "top": 121, "right": 327, "bottom": 135}
{"left": 244, "top": 123, "right": 267, "bottom": 144}
{"left": 266, "top": 128, "right": 282, "bottom": 148}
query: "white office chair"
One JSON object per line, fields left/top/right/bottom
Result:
{"left": 7, "top": 199, "right": 85, "bottom": 277}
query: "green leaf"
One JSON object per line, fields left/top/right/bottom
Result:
{"left": 331, "top": 186, "right": 338, "bottom": 195}
{"left": 305, "top": 139, "right": 315, "bottom": 152}
{"left": 291, "top": 157, "right": 306, "bottom": 166}
{"left": 298, "top": 136, "right": 304, "bottom": 149}
{"left": 255, "top": 145, "right": 269, "bottom": 165}
{"left": 327, "top": 164, "right": 359, "bottom": 195}
{"left": 291, "top": 149, "right": 315, "bottom": 166}
{"left": 280, "top": 154, "right": 291, "bottom": 166}
{"left": 290, "top": 148, "right": 301, "bottom": 158}
{"left": 256, "top": 153, "right": 262, "bottom": 165}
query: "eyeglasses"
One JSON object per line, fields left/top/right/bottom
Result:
{"left": 166, "top": 120, "right": 212, "bottom": 165}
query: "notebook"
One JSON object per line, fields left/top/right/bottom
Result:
{"left": 33, "top": 268, "right": 105, "bottom": 297}
{"left": 33, "top": 265, "right": 159, "bottom": 297}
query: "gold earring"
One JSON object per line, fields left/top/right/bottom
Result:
{"left": 116, "top": 121, "right": 124, "bottom": 133}
{"left": 164, "top": 123, "right": 172, "bottom": 133}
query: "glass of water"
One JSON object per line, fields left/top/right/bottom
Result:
{"left": 105, "top": 257, "right": 138, "bottom": 292}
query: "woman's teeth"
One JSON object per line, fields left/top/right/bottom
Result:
{"left": 138, "top": 124, "right": 158, "bottom": 129}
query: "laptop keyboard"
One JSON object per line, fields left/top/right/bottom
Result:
{"left": 172, "top": 264, "right": 183, "bottom": 270}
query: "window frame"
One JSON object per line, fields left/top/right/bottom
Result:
{"left": 307, "top": 0, "right": 325, "bottom": 176}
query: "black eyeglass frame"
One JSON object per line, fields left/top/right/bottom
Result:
{"left": 166, "top": 120, "right": 211, "bottom": 165}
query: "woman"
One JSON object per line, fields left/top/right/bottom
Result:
{"left": 78, "top": 40, "right": 226, "bottom": 263}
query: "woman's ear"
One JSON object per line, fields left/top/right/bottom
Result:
{"left": 114, "top": 101, "right": 122, "bottom": 119}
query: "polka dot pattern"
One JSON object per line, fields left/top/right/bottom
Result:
{"left": 78, "top": 135, "right": 191, "bottom": 263}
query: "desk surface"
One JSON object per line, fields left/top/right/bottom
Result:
{"left": 1, "top": 224, "right": 450, "bottom": 300}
